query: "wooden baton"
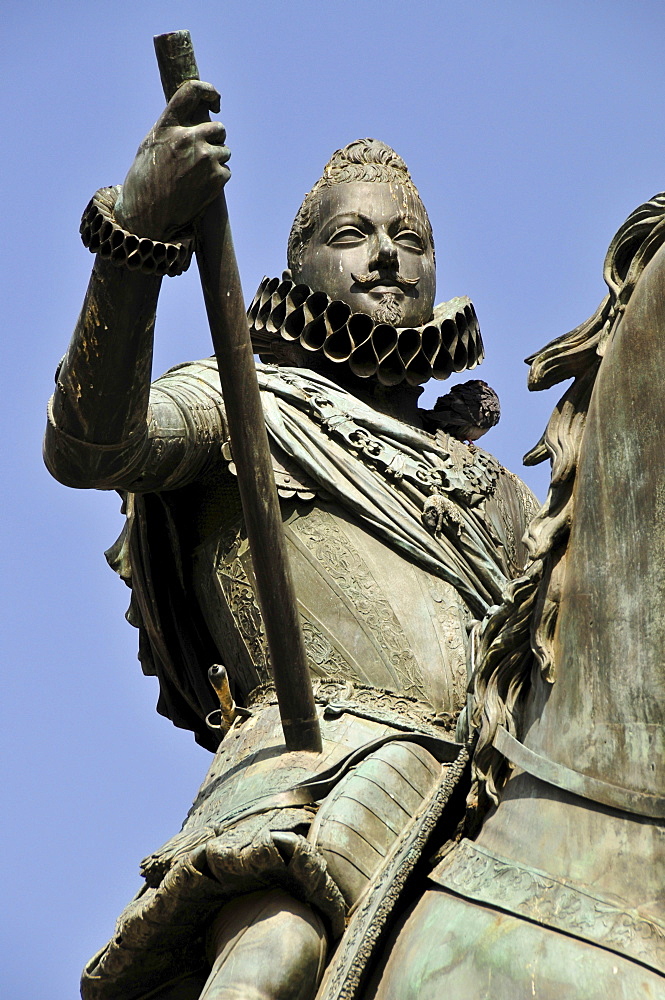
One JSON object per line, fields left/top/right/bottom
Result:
{"left": 154, "top": 30, "right": 321, "bottom": 753}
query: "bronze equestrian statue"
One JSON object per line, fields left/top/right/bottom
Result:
{"left": 45, "top": 30, "right": 663, "bottom": 1000}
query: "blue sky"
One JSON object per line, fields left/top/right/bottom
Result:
{"left": 4, "top": 1, "right": 665, "bottom": 995}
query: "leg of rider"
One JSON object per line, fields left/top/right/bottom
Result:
{"left": 199, "top": 888, "right": 328, "bottom": 1000}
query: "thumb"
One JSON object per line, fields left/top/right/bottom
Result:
{"left": 158, "top": 79, "right": 221, "bottom": 128}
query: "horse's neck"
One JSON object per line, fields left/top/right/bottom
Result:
{"left": 474, "top": 244, "right": 665, "bottom": 911}
{"left": 523, "top": 242, "right": 665, "bottom": 797}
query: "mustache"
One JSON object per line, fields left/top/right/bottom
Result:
{"left": 351, "top": 270, "right": 420, "bottom": 289}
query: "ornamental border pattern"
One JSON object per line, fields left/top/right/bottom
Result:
{"left": 216, "top": 524, "right": 353, "bottom": 687}
{"left": 316, "top": 747, "right": 469, "bottom": 1000}
{"left": 431, "top": 838, "right": 665, "bottom": 976}
{"left": 290, "top": 507, "right": 423, "bottom": 698}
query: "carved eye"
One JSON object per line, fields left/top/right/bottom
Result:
{"left": 394, "top": 230, "right": 425, "bottom": 253}
{"left": 328, "top": 226, "right": 367, "bottom": 247}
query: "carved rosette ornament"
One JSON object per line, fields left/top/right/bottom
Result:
{"left": 248, "top": 276, "right": 484, "bottom": 386}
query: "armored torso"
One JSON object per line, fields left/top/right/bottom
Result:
{"left": 193, "top": 497, "right": 470, "bottom": 716}
{"left": 153, "top": 362, "right": 537, "bottom": 727}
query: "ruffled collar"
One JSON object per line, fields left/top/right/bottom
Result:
{"left": 248, "top": 276, "right": 484, "bottom": 388}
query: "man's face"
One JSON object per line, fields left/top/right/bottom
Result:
{"left": 295, "top": 180, "right": 436, "bottom": 328}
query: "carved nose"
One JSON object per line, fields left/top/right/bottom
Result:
{"left": 372, "top": 232, "right": 398, "bottom": 270}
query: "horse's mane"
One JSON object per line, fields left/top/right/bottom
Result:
{"left": 470, "top": 192, "right": 665, "bottom": 816}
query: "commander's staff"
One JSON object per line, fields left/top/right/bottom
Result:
{"left": 154, "top": 30, "right": 321, "bottom": 754}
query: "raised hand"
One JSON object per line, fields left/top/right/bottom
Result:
{"left": 114, "top": 79, "right": 231, "bottom": 241}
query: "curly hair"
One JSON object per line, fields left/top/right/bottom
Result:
{"left": 287, "top": 138, "right": 434, "bottom": 274}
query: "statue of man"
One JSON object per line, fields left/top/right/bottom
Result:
{"left": 45, "top": 80, "right": 537, "bottom": 1000}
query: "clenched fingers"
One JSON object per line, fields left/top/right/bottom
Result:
{"left": 192, "top": 120, "right": 229, "bottom": 151}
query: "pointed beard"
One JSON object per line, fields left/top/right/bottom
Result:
{"left": 373, "top": 292, "right": 404, "bottom": 326}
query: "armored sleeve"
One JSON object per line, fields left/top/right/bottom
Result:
{"left": 45, "top": 359, "right": 228, "bottom": 493}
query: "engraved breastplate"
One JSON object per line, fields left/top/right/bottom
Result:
{"left": 192, "top": 497, "right": 471, "bottom": 716}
